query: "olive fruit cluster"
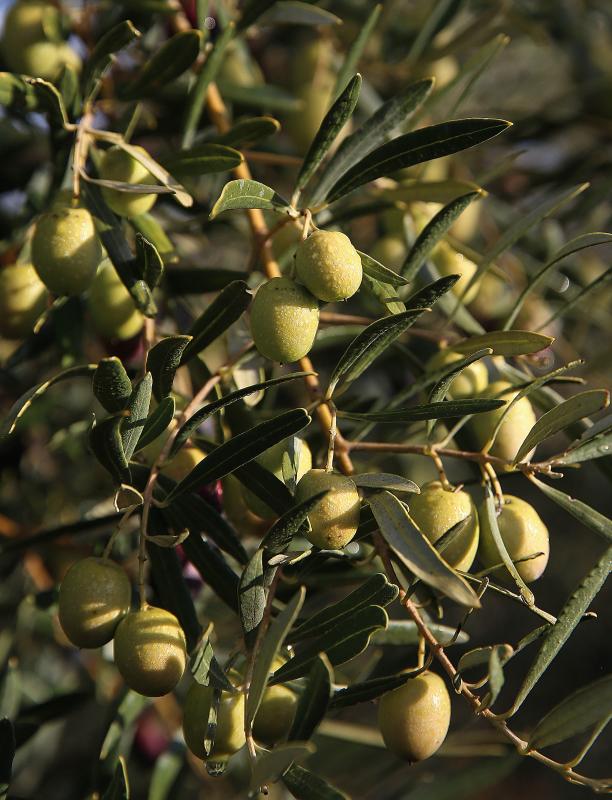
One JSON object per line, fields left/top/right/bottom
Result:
{"left": 1, "top": 0, "right": 81, "bottom": 82}
{"left": 58, "top": 558, "right": 187, "bottom": 697}
{"left": 0, "top": 262, "right": 47, "bottom": 340}
{"left": 250, "top": 230, "right": 362, "bottom": 363}
{"left": 31, "top": 205, "right": 103, "bottom": 296}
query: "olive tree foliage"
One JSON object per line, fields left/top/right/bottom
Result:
{"left": 0, "top": 0, "right": 611, "bottom": 797}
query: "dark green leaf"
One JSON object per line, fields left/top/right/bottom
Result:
{"left": 182, "top": 280, "right": 251, "bottom": 362}
{"left": 426, "top": 348, "right": 492, "bottom": 436}
{"left": 370, "top": 491, "right": 479, "bottom": 607}
{"left": 402, "top": 192, "right": 482, "bottom": 282}
{"left": 162, "top": 408, "right": 310, "bottom": 503}
{"left": 330, "top": 669, "right": 422, "bottom": 709}
{"left": 557, "top": 415, "right": 612, "bottom": 465}
{"left": 135, "top": 233, "right": 164, "bottom": 289}
{"left": 260, "top": 491, "right": 329, "bottom": 555}
{"left": 0, "top": 71, "right": 38, "bottom": 112}
{"left": 511, "top": 544, "right": 612, "bottom": 714}
{"left": 181, "top": 533, "right": 240, "bottom": 612}
{"left": 352, "top": 473, "right": 419, "bottom": 493}
{"left": 90, "top": 415, "right": 131, "bottom": 485}
{"left": 135, "top": 397, "right": 175, "bottom": 452}
{"left": 361, "top": 273, "right": 406, "bottom": 315}
{"left": 296, "top": 74, "right": 361, "bottom": 195}
{"left": 217, "top": 81, "right": 302, "bottom": 112}
{"left": 190, "top": 637, "right": 235, "bottom": 693}
{"left": 165, "top": 267, "right": 249, "bottom": 294}
{"left": 99, "top": 690, "right": 150, "bottom": 768}
{"left": 358, "top": 250, "right": 410, "bottom": 287}
{"left": 451, "top": 330, "right": 554, "bottom": 357}
{"left": 239, "top": 550, "right": 266, "bottom": 649}
{"left": 529, "top": 674, "right": 612, "bottom": 749}
{"left": 27, "top": 77, "right": 69, "bottom": 126}
{"left": 371, "top": 619, "right": 469, "bottom": 646}
{"left": 162, "top": 143, "right": 243, "bottom": 176}
{"left": 130, "top": 213, "right": 174, "bottom": 256}
{"left": 122, "top": 30, "right": 202, "bottom": 98}
{"left": 283, "top": 764, "right": 348, "bottom": 800}
{"left": 147, "top": 336, "right": 192, "bottom": 402}
{"left": 261, "top": 2, "right": 341, "bottom": 26}
{"left": 210, "top": 178, "right": 293, "bottom": 218}
{"left": 211, "top": 115, "right": 280, "bottom": 148}
{"left": 289, "top": 655, "right": 333, "bottom": 741}
{"left": 238, "top": 0, "right": 277, "bottom": 29}
{"left": 540, "top": 267, "right": 612, "bottom": 328}
{"left": 530, "top": 477, "right": 612, "bottom": 544}
{"left": 83, "top": 20, "right": 141, "bottom": 98}
{"left": 251, "top": 742, "right": 315, "bottom": 792}
{"left": 333, "top": 3, "right": 381, "bottom": 100}
{"left": 93, "top": 357, "right": 132, "bottom": 413}
{"left": 234, "top": 459, "right": 294, "bottom": 517}
{"left": 339, "top": 398, "right": 504, "bottom": 423}
{"left": 121, "top": 372, "right": 152, "bottom": 460}
{"left": 102, "top": 757, "right": 129, "bottom": 800}
{"left": 327, "top": 118, "right": 510, "bottom": 203}
{"left": 148, "top": 745, "right": 184, "bottom": 800}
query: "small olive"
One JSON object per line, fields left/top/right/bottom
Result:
{"left": 408, "top": 481, "right": 479, "bottom": 572}
{"left": 88, "top": 262, "right": 144, "bottom": 341}
{"left": 431, "top": 241, "right": 479, "bottom": 303}
{"left": 113, "top": 606, "right": 187, "bottom": 697}
{"left": 295, "top": 230, "right": 362, "bottom": 303}
{"left": 183, "top": 681, "right": 246, "bottom": 761}
{"left": 243, "top": 438, "right": 312, "bottom": 520}
{"left": 471, "top": 381, "right": 537, "bottom": 466}
{"left": 294, "top": 469, "right": 361, "bottom": 550}
{"left": 378, "top": 671, "right": 451, "bottom": 762}
{"left": 31, "top": 206, "right": 103, "bottom": 295}
{"left": 369, "top": 236, "right": 407, "bottom": 271}
{"left": 99, "top": 146, "right": 158, "bottom": 218}
{"left": 250, "top": 277, "right": 319, "bottom": 363}
{"left": 426, "top": 349, "right": 489, "bottom": 400}
{"left": 252, "top": 655, "right": 297, "bottom": 745}
{"left": 0, "top": 262, "right": 47, "bottom": 339}
{"left": 58, "top": 557, "right": 131, "bottom": 648}
{"left": 478, "top": 494, "right": 549, "bottom": 583}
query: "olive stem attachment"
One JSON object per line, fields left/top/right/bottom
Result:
{"left": 325, "top": 402, "right": 337, "bottom": 472}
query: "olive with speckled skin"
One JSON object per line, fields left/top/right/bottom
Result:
{"left": 479, "top": 494, "right": 549, "bottom": 583}
{"left": 295, "top": 230, "right": 362, "bottom": 303}
{"left": 88, "top": 262, "right": 144, "bottom": 341}
{"left": 471, "top": 380, "right": 537, "bottom": 466}
{"left": 0, "top": 263, "right": 47, "bottom": 339}
{"left": 31, "top": 207, "right": 103, "bottom": 295}
{"left": 250, "top": 277, "right": 319, "bottom": 363}
{"left": 426, "top": 349, "right": 489, "bottom": 400}
{"left": 408, "top": 481, "right": 479, "bottom": 572}
{"left": 58, "top": 557, "right": 131, "bottom": 648}
{"left": 113, "top": 606, "right": 187, "bottom": 697}
{"left": 99, "top": 146, "right": 158, "bottom": 218}
{"left": 378, "top": 671, "right": 451, "bottom": 762}
{"left": 295, "top": 469, "right": 360, "bottom": 550}
{"left": 183, "top": 681, "right": 245, "bottom": 761}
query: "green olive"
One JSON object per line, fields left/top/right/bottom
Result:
{"left": 378, "top": 671, "right": 451, "bottom": 762}
{"left": 294, "top": 469, "right": 361, "bottom": 550}
{"left": 88, "top": 262, "right": 144, "bottom": 341}
{"left": 12, "top": 39, "right": 81, "bottom": 81}
{"left": 2, "top": 0, "right": 58, "bottom": 48}
{"left": 0, "top": 262, "right": 47, "bottom": 339}
{"left": 58, "top": 557, "right": 131, "bottom": 648}
{"left": 369, "top": 236, "right": 407, "bottom": 271}
{"left": 425, "top": 349, "right": 489, "bottom": 400}
{"left": 252, "top": 656, "right": 297, "bottom": 745}
{"left": 478, "top": 494, "right": 549, "bottom": 583}
{"left": 113, "top": 606, "right": 187, "bottom": 697}
{"left": 295, "top": 230, "right": 362, "bottom": 303}
{"left": 218, "top": 40, "right": 264, "bottom": 87}
{"left": 222, "top": 474, "right": 268, "bottom": 537}
{"left": 468, "top": 271, "right": 519, "bottom": 321}
{"left": 250, "top": 277, "right": 319, "bottom": 363}
{"left": 408, "top": 481, "right": 479, "bottom": 571}
{"left": 243, "top": 438, "right": 312, "bottom": 520}
{"left": 431, "top": 241, "right": 479, "bottom": 303}
{"left": 286, "top": 36, "right": 335, "bottom": 155}
{"left": 183, "top": 681, "right": 245, "bottom": 761}
{"left": 31, "top": 206, "right": 103, "bottom": 295}
{"left": 471, "top": 381, "right": 537, "bottom": 466}
{"left": 99, "top": 146, "right": 158, "bottom": 218}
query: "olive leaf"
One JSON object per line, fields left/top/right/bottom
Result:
{"left": 330, "top": 667, "right": 425, "bottom": 709}
{"left": 530, "top": 477, "right": 612, "bottom": 544}
{"left": 352, "top": 474, "right": 419, "bottom": 493}
{"left": 190, "top": 637, "right": 235, "bottom": 693}
{"left": 210, "top": 115, "right": 280, "bottom": 148}
{"left": 451, "top": 330, "right": 554, "bottom": 357}
{"left": 260, "top": 2, "right": 341, "bottom": 26}
{"left": 251, "top": 743, "right": 316, "bottom": 793}
{"left": 82, "top": 20, "right": 141, "bottom": 98}
{"left": 556, "top": 414, "right": 612, "bottom": 465}
{"left": 181, "top": 280, "right": 251, "bottom": 362}
{"left": 332, "top": 3, "right": 381, "bottom": 100}
{"left": 89, "top": 415, "right": 131, "bottom": 485}
{"left": 239, "top": 550, "right": 266, "bottom": 649}
{"left": 102, "top": 757, "right": 129, "bottom": 800}
{"left": 146, "top": 336, "right": 192, "bottom": 402}
{"left": 93, "top": 357, "right": 132, "bottom": 413}
{"left": 121, "top": 30, "right": 202, "bottom": 99}
{"left": 260, "top": 490, "right": 329, "bottom": 556}
{"left": 134, "top": 233, "right": 164, "bottom": 290}
{"left": 358, "top": 250, "right": 410, "bottom": 287}
{"left": 338, "top": 398, "right": 504, "bottom": 424}
{"left": 162, "top": 143, "right": 243, "bottom": 177}
{"left": 134, "top": 397, "right": 175, "bottom": 452}
{"left": 121, "top": 372, "right": 152, "bottom": 461}
{"left": 210, "top": 179, "right": 294, "bottom": 219}
{"left": 283, "top": 764, "right": 349, "bottom": 800}
{"left": 288, "top": 654, "right": 333, "bottom": 741}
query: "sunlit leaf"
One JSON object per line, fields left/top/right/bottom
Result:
{"left": 210, "top": 179, "right": 293, "bottom": 218}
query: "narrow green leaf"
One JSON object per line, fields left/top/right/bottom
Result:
{"left": 361, "top": 273, "right": 406, "bottom": 315}
{"left": 289, "top": 654, "right": 333, "bottom": 741}
{"left": 171, "top": 371, "right": 313, "bottom": 457}
{"left": 163, "top": 409, "right": 310, "bottom": 503}
{"left": 402, "top": 192, "right": 482, "bottom": 282}
{"left": 353, "top": 474, "right": 419, "bottom": 493}
{"left": 121, "top": 372, "right": 152, "bottom": 461}
{"left": 383, "top": 177, "right": 483, "bottom": 205}
{"left": 251, "top": 742, "right": 315, "bottom": 792}
{"left": 122, "top": 30, "right": 202, "bottom": 98}
{"left": 210, "top": 179, "right": 293, "bottom": 219}
{"left": 358, "top": 250, "right": 410, "bottom": 287}
{"left": 146, "top": 336, "right": 192, "bottom": 402}
{"left": 311, "top": 78, "right": 434, "bottom": 206}
{"left": 261, "top": 2, "right": 341, "bottom": 26}
{"left": 330, "top": 669, "right": 422, "bottom": 709}
{"left": 165, "top": 267, "right": 249, "bottom": 294}
{"left": 182, "top": 280, "right": 251, "bottom": 362}
{"left": 238, "top": 0, "right": 277, "bottom": 29}
{"left": 180, "top": 532, "right": 240, "bottom": 612}
{"left": 529, "top": 674, "right": 612, "bottom": 749}
{"left": 452, "top": 330, "right": 553, "bottom": 357}
{"left": 234, "top": 460, "right": 294, "bottom": 517}
{"left": 211, "top": 115, "right": 280, "bottom": 148}
{"left": 0, "top": 71, "right": 38, "bottom": 112}
{"left": 90, "top": 415, "right": 131, "bottom": 484}
{"left": 327, "top": 118, "right": 510, "bottom": 203}
{"left": 246, "top": 586, "right": 305, "bottom": 727}
{"left": 83, "top": 20, "right": 141, "bottom": 98}
{"left": 147, "top": 746, "right": 184, "bottom": 800}
{"left": 333, "top": 4, "right": 381, "bottom": 100}
{"left": 239, "top": 550, "right": 266, "bottom": 649}
{"left": 102, "top": 757, "right": 129, "bottom": 800}
{"left": 511, "top": 544, "right": 612, "bottom": 714}
{"left": 537, "top": 267, "right": 612, "bottom": 329}
{"left": 530, "top": 477, "right": 612, "bottom": 544}
{"left": 514, "top": 390, "right": 610, "bottom": 464}
{"left": 295, "top": 74, "right": 361, "bottom": 195}
{"left": 99, "top": 690, "right": 150, "bottom": 767}
{"left": 557, "top": 414, "right": 612, "bottom": 465}
{"left": 1, "top": 364, "right": 95, "bottom": 436}
{"left": 426, "top": 348, "right": 493, "bottom": 436}
{"left": 371, "top": 619, "right": 469, "bottom": 646}
{"left": 217, "top": 81, "right": 302, "bottom": 112}
{"left": 370, "top": 491, "right": 480, "bottom": 607}
{"left": 283, "top": 764, "right": 348, "bottom": 800}
{"left": 27, "top": 77, "right": 69, "bottom": 126}
{"left": 135, "top": 397, "right": 175, "bottom": 452}
{"left": 93, "top": 357, "right": 132, "bottom": 413}
{"left": 190, "top": 637, "right": 235, "bottom": 692}
{"left": 260, "top": 491, "right": 329, "bottom": 555}
{"left": 162, "top": 143, "right": 243, "bottom": 176}
{"left": 338, "top": 398, "right": 505, "bottom": 424}
{"left": 135, "top": 233, "right": 164, "bottom": 289}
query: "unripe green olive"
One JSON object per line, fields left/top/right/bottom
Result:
{"left": 243, "top": 438, "right": 312, "bottom": 520}
{"left": 99, "top": 146, "right": 158, "bottom": 218}
{"left": 294, "top": 469, "right": 361, "bottom": 550}
{"left": 218, "top": 41, "right": 264, "bottom": 88}
{"left": 426, "top": 349, "right": 489, "bottom": 400}
{"left": 431, "top": 241, "right": 479, "bottom": 303}
{"left": 113, "top": 606, "right": 187, "bottom": 697}
{"left": 2, "top": 0, "right": 58, "bottom": 48}
{"left": 183, "top": 681, "right": 245, "bottom": 761}
{"left": 408, "top": 481, "right": 479, "bottom": 572}
{"left": 369, "top": 235, "right": 407, "bottom": 271}
{"left": 478, "top": 494, "right": 549, "bottom": 583}
{"left": 58, "top": 557, "right": 131, "bottom": 648}
{"left": 468, "top": 271, "right": 519, "bottom": 321}
{"left": 222, "top": 474, "right": 268, "bottom": 537}
{"left": 378, "top": 671, "right": 451, "bottom": 762}
{"left": 0, "top": 262, "right": 47, "bottom": 339}
{"left": 31, "top": 206, "right": 103, "bottom": 295}
{"left": 252, "top": 656, "right": 297, "bottom": 745}
{"left": 295, "top": 231, "right": 362, "bottom": 303}
{"left": 250, "top": 277, "right": 319, "bottom": 363}
{"left": 88, "top": 262, "right": 144, "bottom": 341}
{"left": 471, "top": 381, "right": 537, "bottom": 466}
{"left": 12, "top": 40, "right": 81, "bottom": 81}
